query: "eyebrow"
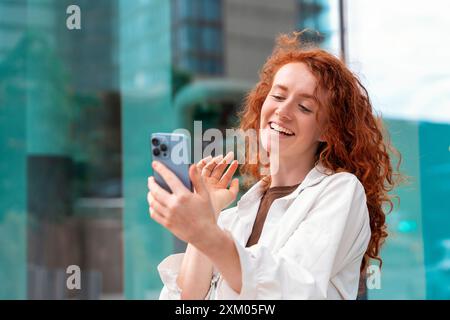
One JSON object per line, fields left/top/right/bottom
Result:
{"left": 272, "top": 84, "right": 317, "bottom": 101}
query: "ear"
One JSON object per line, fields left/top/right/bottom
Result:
{"left": 318, "top": 135, "right": 326, "bottom": 143}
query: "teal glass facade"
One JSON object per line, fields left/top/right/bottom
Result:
{"left": 367, "top": 120, "right": 450, "bottom": 299}
{"left": 119, "top": 0, "right": 175, "bottom": 299}
{"left": 0, "top": 0, "right": 175, "bottom": 299}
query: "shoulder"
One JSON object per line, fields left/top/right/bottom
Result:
{"left": 317, "top": 171, "right": 366, "bottom": 200}
{"left": 305, "top": 171, "right": 369, "bottom": 224}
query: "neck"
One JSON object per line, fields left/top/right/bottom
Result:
{"left": 269, "top": 153, "right": 316, "bottom": 188}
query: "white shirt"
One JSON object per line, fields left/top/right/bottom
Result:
{"left": 157, "top": 163, "right": 371, "bottom": 299}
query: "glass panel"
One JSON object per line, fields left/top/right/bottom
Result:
{"left": 178, "top": 25, "right": 196, "bottom": 51}
{"left": 179, "top": 0, "right": 196, "bottom": 20}
{"left": 0, "top": 0, "right": 173, "bottom": 300}
{"left": 202, "top": 0, "right": 220, "bottom": 21}
{"left": 296, "top": 0, "right": 340, "bottom": 52}
{"left": 347, "top": 0, "right": 450, "bottom": 299}
{"left": 202, "top": 26, "right": 220, "bottom": 53}
{"left": 119, "top": 0, "right": 174, "bottom": 299}
{"left": 0, "top": 0, "right": 28, "bottom": 299}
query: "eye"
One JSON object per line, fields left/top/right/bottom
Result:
{"left": 298, "top": 104, "right": 312, "bottom": 113}
{"left": 270, "top": 95, "right": 285, "bottom": 101}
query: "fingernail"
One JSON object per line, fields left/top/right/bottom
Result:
{"left": 152, "top": 161, "right": 158, "bottom": 168}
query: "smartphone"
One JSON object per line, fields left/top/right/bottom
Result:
{"left": 150, "top": 132, "right": 193, "bottom": 193}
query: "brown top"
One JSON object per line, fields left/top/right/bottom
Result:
{"left": 245, "top": 182, "right": 301, "bottom": 247}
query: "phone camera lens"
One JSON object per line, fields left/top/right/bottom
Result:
{"left": 160, "top": 144, "right": 167, "bottom": 151}
{"left": 153, "top": 148, "right": 160, "bottom": 156}
{"left": 151, "top": 138, "right": 160, "bottom": 146}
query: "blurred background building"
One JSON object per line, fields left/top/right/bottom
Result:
{"left": 0, "top": 0, "right": 449, "bottom": 300}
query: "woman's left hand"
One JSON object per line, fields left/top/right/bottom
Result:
{"left": 147, "top": 160, "right": 218, "bottom": 247}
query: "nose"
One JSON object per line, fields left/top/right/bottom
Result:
{"left": 275, "top": 101, "right": 292, "bottom": 121}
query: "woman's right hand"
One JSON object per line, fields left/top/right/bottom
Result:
{"left": 196, "top": 151, "right": 239, "bottom": 216}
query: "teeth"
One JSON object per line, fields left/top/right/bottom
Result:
{"left": 270, "top": 122, "right": 294, "bottom": 135}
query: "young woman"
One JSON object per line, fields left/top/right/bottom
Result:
{"left": 147, "top": 32, "right": 401, "bottom": 299}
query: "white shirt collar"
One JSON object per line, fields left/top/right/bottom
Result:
{"left": 238, "top": 162, "right": 334, "bottom": 206}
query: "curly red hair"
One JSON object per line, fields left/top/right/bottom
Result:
{"left": 237, "top": 32, "right": 403, "bottom": 272}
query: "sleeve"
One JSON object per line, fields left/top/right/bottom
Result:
{"left": 221, "top": 174, "right": 371, "bottom": 299}
{"left": 157, "top": 253, "right": 184, "bottom": 300}
{"left": 157, "top": 253, "right": 219, "bottom": 300}
{"left": 157, "top": 207, "right": 238, "bottom": 300}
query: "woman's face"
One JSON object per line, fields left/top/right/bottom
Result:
{"left": 259, "top": 62, "right": 325, "bottom": 161}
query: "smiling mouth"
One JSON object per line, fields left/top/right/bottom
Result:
{"left": 269, "top": 121, "right": 295, "bottom": 136}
